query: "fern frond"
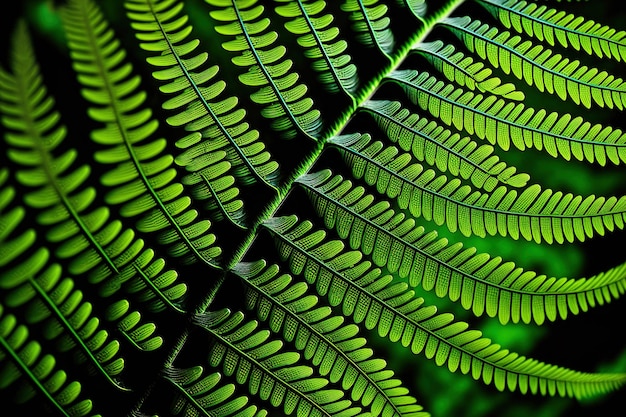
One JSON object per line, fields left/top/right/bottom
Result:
{"left": 163, "top": 366, "right": 265, "bottom": 416}
{"left": 340, "top": 0, "right": 395, "bottom": 57}
{"left": 389, "top": 69, "right": 626, "bottom": 164}
{"left": 233, "top": 260, "right": 426, "bottom": 416}
{"left": 108, "top": 299, "right": 164, "bottom": 351}
{"left": 262, "top": 215, "right": 626, "bottom": 398}
{"left": 191, "top": 308, "right": 366, "bottom": 416}
{"left": 294, "top": 171, "right": 626, "bottom": 324}
{"left": 400, "top": 0, "right": 427, "bottom": 20}
{"left": 0, "top": 306, "right": 95, "bottom": 416}
{"left": 126, "top": 0, "right": 280, "bottom": 228}
{"left": 359, "top": 101, "right": 530, "bottom": 190}
{"left": 442, "top": 16, "right": 626, "bottom": 109}
{"left": 413, "top": 40, "right": 525, "bottom": 100}
{"left": 0, "top": 22, "right": 171, "bottom": 350}
{"left": 275, "top": 0, "right": 358, "bottom": 99}
{"left": 476, "top": 0, "right": 626, "bottom": 62}
{"left": 206, "top": 0, "right": 322, "bottom": 139}
{"left": 62, "top": 0, "right": 222, "bottom": 263}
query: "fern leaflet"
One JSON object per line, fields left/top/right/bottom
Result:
{"left": 442, "top": 16, "right": 626, "bottom": 109}
{"left": 476, "top": 0, "right": 626, "bottom": 61}
{"left": 275, "top": 0, "right": 358, "bottom": 99}
{"left": 390, "top": 68, "right": 626, "bottom": 165}
{"left": 206, "top": 0, "right": 322, "bottom": 139}
{"left": 413, "top": 40, "right": 525, "bottom": 100}
{"left": 359, "top": 101, "right": 530, "bottom": 190}
{"left": 191, "top": 308, "right": 367, "bottom": 416}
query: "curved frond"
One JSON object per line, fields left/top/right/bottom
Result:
{"left": 442, "top": 16, "right": 626, "bottom": 109}
{"left": 294, "top": 171, "right": 626, "bottom": 324}
{"left": 191, "top": 308, "right": 367, "bottom": 416}
{"left": 163, "top": 366, "right": 266, "bottom": 416}
{"left": 126, "top": 0, "right": 281, "bottom": 228}
{"left": 340, "top": 0, "right": 395, "bottom": 57}
{"left": 359, "top": 101, "right": 530, "bottom": 190}
{"left": 413, "top": 40, "right": 525, "bottom": 100}
{"left": 206, "top": 0, "right": 322, "bottom": 139}
{"left": 233, "top": 260, "right": 426, "bottom": 416}
{"left": 0, "top": 306, "right": 95, "bottom": 416}
{"left": 62, "top": 0, "right": 221, "bottom": 263}
{"left": 275, "top": 0, "right": 358, "bottom": 98}
{"left": 389, "top": 69, "right": 626, "bottom": 164}
{"left": 262, "top": 215, "right": 626, "bottom": 398}
{"left": 476, "top": 0, "right": 626, "bottom": 62}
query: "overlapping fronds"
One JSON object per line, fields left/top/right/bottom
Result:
{"left": 191, "top": 308, "right": 369, "bottom": 417}
{"left": 294, "top": 171, "right": 626, "bottom": 324}
{"left": 0, "top": 305, "right": 96, "bottom": 416}
{"left": 126, "top": 0, "right": 280, "bottom": 228}
{"left": 359, "top": 101, "right": 530, "bottom": 190}
{"left": 413, "top": 40, "right": 525, "bottom": 99}
{"left": 389, "top": 69, "right": 626, "bottom": 164}
{"left": 163, "top": 366, "right": 266, "bottom": 416}
{"left": 233, "top": 260, "right": 426, "bottom": 416}
{"left": 1, "top": 0, "right": 626, "bottom": 415}
{"left": 441, "top": 16, "right": 626, "bottom": 109}
{"left": 0, "top": 21, "right": 171, "bottom": 350}
{"left": 262, "top": 215, "right": 626, "bottom": 398}
{"left": 476, "top": 0, "right": 626, "bottom": 61}
{"left": 275, "top": 0, "right": 358, "bottom": 98}
{"left": 206, "top": 0, "right": 322, "bottom": 139}
{"left": 62, "top": 0, "right": 222, "bottom": 263}
{"left": 341, "top": 0, "right": 395, "bottom": 57}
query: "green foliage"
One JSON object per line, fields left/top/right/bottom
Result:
{"left": 0, "top": 0, "right": 625, "bottom": 416}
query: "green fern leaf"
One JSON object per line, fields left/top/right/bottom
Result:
{"left": 413, "top": 40, "right": 525, "bottom": 100}
{"left": 0, "top": 306, "right": 95, "bottom": 416}
{"left": 275, "top": 0, "right": 359, "bottom": 98}
{"left": 0, "top": 180, "right": 127, "bottom": 386}
{"left": 442, "top": 16, "right": 626, "bottom": 109}
{"left": 261, "top": 215, "right": 626, "bottom": 398}
{"left": 341, "top": 0, "right": 395, "bottom": 58}
{"left": 126, "top": 0, "right": 281, "bottom": 228}
{"left": 206, "top": 0, "right": 322, "bottom": 139}
{"left": 327, "top": 136, "right": 626, "bottom": 243}
{"left": 476, "top": 0, "right": 626, "bottom": 61}
{"left": 61, "top": 0, "right": 222, "bottom": 263}
{"left": 191, "top": 308, "right": 366, "bottom": 416}
{"left": 390, "top": 68, "right": 626, "bottom": 164}
{"left": 0, "top": 22, "right": 171, "bottom": 350}
{"left": 233, "top": 260, "right": 427, "bottom": 416}
{"left": 294, "top": 171, "right": 626, "bottom": 324}
{"left": 359, "top": 101, "right": 530, "bottom": 190}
